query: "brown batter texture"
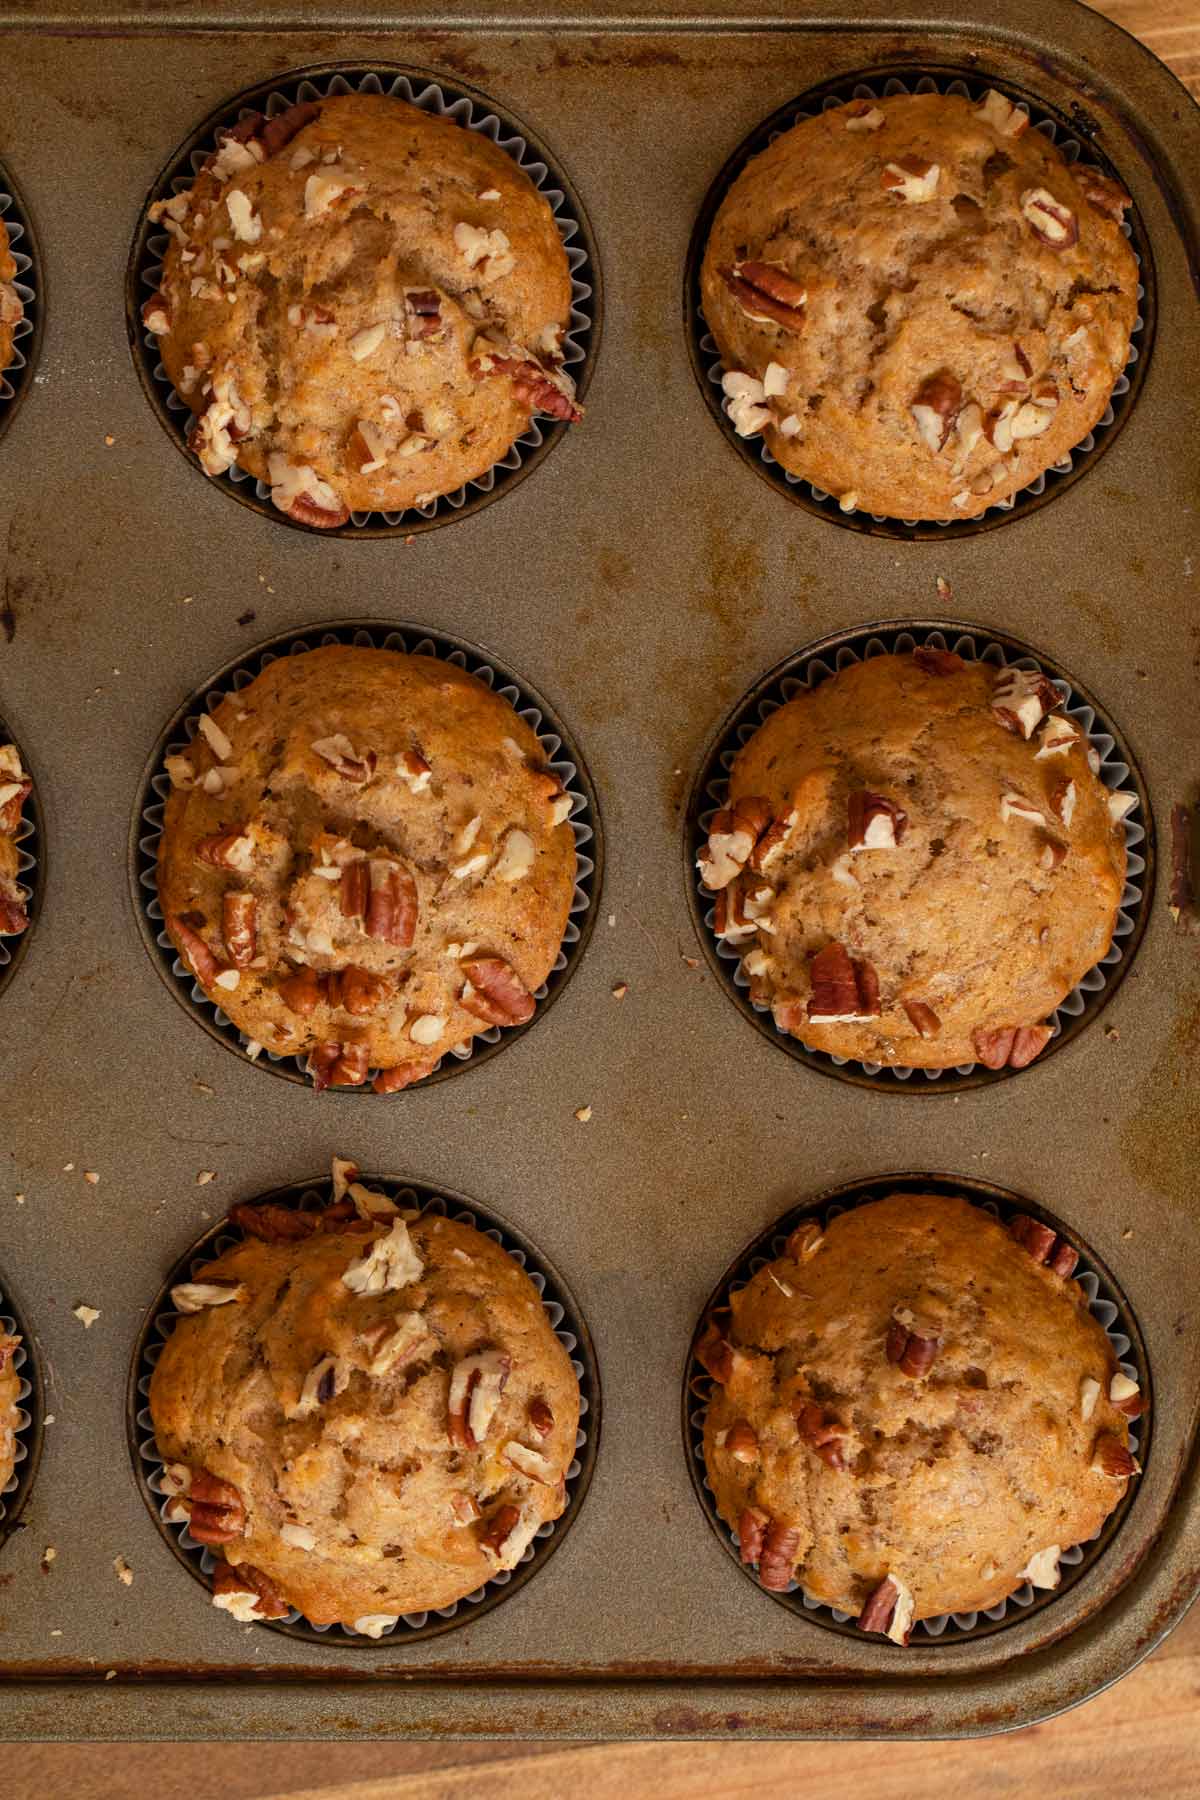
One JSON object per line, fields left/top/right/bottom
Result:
{"left": 701, "top": 91, "right": 1137, "bottom": 521}
{"left": 696, "top": 651, "right": 1128, "bottom": 1071}
{"left": 149, "top": 1168, "right": 581, "bottom": 1628}
{"left": 156, "top": 646, "right": 577, "bottom": 1092}
{"left": 144, "top": 93, "right": 580, "bottom": 524}
{"left": 701, "top": 1194, "right": 1140, "bottom": 1635}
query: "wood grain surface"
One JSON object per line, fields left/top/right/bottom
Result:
{"left": 8, "top": 0, "right": 1198, "bottom": 1793}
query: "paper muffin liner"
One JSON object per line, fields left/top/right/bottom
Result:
{"left": 0, "top": 718, "right": 42, "bottom": 1000}
{"left": 129, "top": 64, "right": 598, "bottom": 537}
{"left": 130, "top": 1174, "right": 598, "bottom": 1644}
{"left": 0, "top": 168, "right": 40, "bottom": 445}
{"left": 131, "top": 620, "right": 599, "bottom": 1092}
{"left": 688, "top": 68, "right": 1151, "bottom": 538}
{"left": 685, "top": 1174, "right": 1149, "bottom": 1647}
{"left": 0, "top": 1275, "right": 42, "bottom": 1548}
{"left": 688, "top": 621, "right": 1149, "bottom": 1093}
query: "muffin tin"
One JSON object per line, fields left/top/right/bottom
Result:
{"left": 0, "top": 1274, "right": 42, "bottom": 1554}
{"left": 0, "top": 0, "right": 1198, "bottom": 1746}
{"left": 0, "top": 163, "right": 40, "bottom": 446}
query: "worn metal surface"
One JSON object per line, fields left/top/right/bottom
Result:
{"left": 0, "top": 0, "right": 1197, "bottom": 1743}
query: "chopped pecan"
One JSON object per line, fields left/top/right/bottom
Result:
{"left": 528, "top": 1396, "right": 554, "bottom": 1438}
{"left": 372, "top": 1060, "right": 434, "bottom": 1094}
{"left": 758, "top": 1519, "right": 802, "bottom": 1591}
{"left": 886, "top": 1308, "right": 940, "bottom": 1378}
{"left": 460, "top": 955, "right": 535, "bottom": 1026}
{"left": 848, "top": 791, "right": 907, "bottom": 850}
{"left": 713, "top": 881, "right": 756, "bottom": 944}
{"left": 992, "top": 667, "right": 1061, "bottom": 739}
{"left": 1109, "top": 1372, "right": 1144, "bottom": 1419}
{"left": 504, "top": 1440, "right": 559, "bottom": 1484}
{"left": 1009, "top": 1213, "right": 1078, "bottom": 1277}
{"left": 785, "top": 1221, "right": 825, "bottom": 1262}
{"left": 695, "top": 1319, "right": 735, "bottom": 1384}
{"left": 339, "top": 859, "right": 370, "bottom": 920}
{"left": 231, "top": 1201, "right": 320, "bottom": 1242}
{"left": 807, "top": 942, "right": 880, "bottom": 1022}
{"left": 448, "top": 1351, "right": 511, "bottom": 1448}
{"left": 972, "top": 1024, "right": 1053, "bottom": 1070}
{"left": 910, "top": 370, "right": 962, "bottom": 452}
{"left": 748, "top": 809, "right": 797, "bottom": 874}
{"left": 843, "top": 99, "right": 885, "bottom": 131}
{"left": 1075, "top": 168, "right": 1131, "bottom": 222}
{"left": 1020, "top": 187, "right": 1079, "bottom": 248}
{"left": 858, "top": 1574, "right": 915, "bottom": 1643}
{"left": 902, "top": 1000, "right": 941, "bottom": 1039}
{"left": 365, "top": 860, "right": 418, "bottom": 949}
{"left": 719, "top": 259, "right": 807, "bottom": 333}
{"left": 306, "top": 1042, "right": 342, "bottom": 1091}
{"left": 141, "top": 291, "right": 171, "bottom": 335}
{"left": 975, "top": 89, "right": 1029, "bottom": 136}
{"left": 171, "top": 1278, "right": 246, "bottom": 1313}
{"left": 913, "top": 646, "right": 964, "bottom": 676}
{"left": 212, "top": 1559, "right": 290, "bottom": 1620}
{"left": 187, "top": 1472, "right": 246, "bottom": 1544}
{"left": 222, "top": 892, "right": 257, "bottom": 968}
{"left": 327, "top": 1042, "right": 370, "bottom": 1088}
{"left": 311, "top": 735, "right": 376, "bottom": 783}
{"left": 0, "top": 776, "right": 31, "bottom": 836}
{"left": 478, "top": 1503, "right": 522, "bottom": 1557}
{"left": 260, "top": 100, "right": 321, "bottom": 158}
{"left": 1039, "top": 835, "right": 1068, "bottom": 872}
{"left": 738, "top": 1507, "right": 768, "bottom": 1566}
{"left": 882, "top": 155, "right": 940, "bottom": 202}
{"left": 723, "top": 1420, "right": 759, "bottom": 1463}
{"left": 195, "top": 828, "right": 254, "bottom": 871}
{"left": 795, "top": 1401, "right": 846, "bottom": 1470}
{"left": 1092, "top": 1433, "right": 1138, "bottom": 1480}
{"left": 169, "top": 915, "right": 225, "bottom": 989}
{"left": 404, "top": 287, "right": 443, "bottom": 338}
{"left": 697, "top": 794, "right": 773, "bottom": 889}
{"left": 326, "top": 965, "right": 389, "bottom": 1016}
{"left": 277, "top": 966, "right": 322, "bottom": 1017}
{"left": 485, "top": 355, "right": 582, "bottom": 423}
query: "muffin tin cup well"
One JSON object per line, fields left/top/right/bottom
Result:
{"left": 130, "top": 620, "right": 601, "bottom": 1092}
{"left": 0, "top": 1274, "right": 43, "bottom": 1553}
{"left": 684, "top": 1173, "right": 1150, "bottom": 1649}
{"left": 126, "top": 62, "right": 600, "bottom": 539}
{"left": 0, "top": 717, "right": 44, "bottom": 1005}
{"left": 685, "top": 66, "right": 1153, "bottom": 541}
{"left": 129, "top": 1174, "right": 599, "bottom": 1646}
{"left": 0, "top": 164, "right": 41, "bottom": 447}
{"left": 686, "top": 619, "right": 1151, "bottom": 1094}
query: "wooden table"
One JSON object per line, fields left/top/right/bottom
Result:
{"left": 8, "top": 3, "right": 1198, "bottom": 1793}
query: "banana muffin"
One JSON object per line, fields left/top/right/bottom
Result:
{"left": 696, "top": 648, "right": 1131, "bottom": 1071}
{"left": 158, "top": 645, "right": 576, "bottom": 1092}
{"left": 0, "top": 743, "right": 31, "bottom": 937}
{"left": 150, "top": 1162, "right": 580, "bottom": 1629}
{"left": 142, "top": 92, "right": 581, "bottom": 525}
{"left": 0, "top": 1330, "right": 21, "bottom": 1499}
{"left": 0, "top": 229, "right": 22, "bottom": 375}
{"left": 700, "top": 89, "right": 1137, "bottom": 520}
{"left": 699, "top": 1193, "right": 1142, "bottom": 1637}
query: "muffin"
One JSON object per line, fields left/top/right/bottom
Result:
{"left": 157, "top": 645, "right": 577, "bottom": 1092}
{"left": 0, "top": 229, "right": 22, "bottom": 376}
{"left": 696, "top": 649, "right": 1131, "bottom": 1071}
{"left": 699, "top": 1193, "right": 1142, "bottom": 1638}
{"left": 700, "top": 90, "right": 1137, "bottom": 520}
{"left": 149, "top": 1162, "right": 580, "bottom": 1630}
{"left": 0, "top": 1330, "right": 21, "bottom": 1499}
{"left": 142, "top": 92, "right": 581, "bottom": 525}
{"left": 0, "top": 743, "right": 31, "bottom": 936}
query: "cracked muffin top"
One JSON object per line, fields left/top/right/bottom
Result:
{"left": 0, "top": 743, "right": 32, "bottom": 939}
{"left": 697, "top": 649, "right": 1132, "bottom": 1073}
{"left": 0, "top": 1331, "right": 21, "bottom": 1498}
{"left": 0, "top": 229, "right": 21, "bottom": 375}
{"left": 142, "top": 92, "right": 581, "bottom": 526}
{"left": 700, "top": 90, "right": 1138, "bottom": 521}
{"left": 157, "top": 645, "right": 577, "bottom": 1093}
{"left": 150, "top": 1164, "right": 580, "bottom": 1629}
{"left": 699, "top": 1193, "right": 1141, "bottom": 1639}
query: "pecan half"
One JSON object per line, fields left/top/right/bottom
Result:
{"left": 848, "top": 791, "right": 907, "bottom": 850}
{"left": 460, "top": 955, "right": 535, "bottom": 1026}
{"left": 758, "top": 1519, "right": 802, "bottom": 1591}
{"left": 1020, "top": 187, "right": 1079, "bottom": 249}
{"left": 992, "top": 667, "right": 1061, "bottom": 739}
{"left": 528, "top": 1396, "right": 554, "bottom": 1438}
{"left": 972, "top": 1024, "right": 1053, "bottom": 1070}
{"left": 695, "top": 1319, "right": 735, "bottom": 1384}
{"left": 326, "top": 965, "right": 389, "bottom": 1016}
{"left": 807, "top": 942, "right": 880, "bottom": 1023}
{"left": 260, "top": 99, "right": 321, "bottom": 158}
{"left": 913, "top": 647, "right": 965, "bottom": 676}
{"left": 448, "top": 1351, "right": 511, "bottom": 1448}
{"left": 486, "top": 356, "right": 582, "bottom": 423}
{"left": 910, "top": 370, "right": 962, "bottom": 452}
{"left": 478, "top": 1503, "right": 522, "bottom": 1557}
{"left": 1075, "top": 168, "right": 1131, "bottom": 222}
{"left": 724, "top": 1420, "right": 759, "bottom": 1463}
{"left": 697, "top": 795, "right": 774, "bottom": 890}
{"left": 187, "top": 1472, "right": 246, "bottom": 1544}
{"left": 222, "top": 891, "right": 257, "bottom": 968}
{"left": 719, "top": 260, "right": 807, "bottom": 333}
{"left": 857, "top": 1573, "right": 914, "bottom": 1643}
{"left": 795, "top": 1401, "right": 846, "bottom": 1470}
{"left": 886, "top": 1308, "right": 940, "bottom": 1378}
{"left": 212, "top": 1559, "right": 289, "bottom": 1620}
{"left": 339, "top": 859, "right": 369, "bottom": 920}
{"left": 195, "top": 828, "right": 254, "bottom": 871}
{"left": 1092, "top": 1433, "right": 1138, "bottom": 1480}
{"left": 1109, "top": 1372, "right": 1144, "bottom": 1419}
{"left": 169, "top": 915, "right": 225, "bottom": 989}
{"left": 365, "top": 860, "right": 418, "bottom": 949}
{"left": 327, "top": 1042, "right": 370, "bottom": 1088}
{"left": 1009, "top": 1214, "right": 1078, "bottom": 1277}
{"left": 277, "top": 966, "right": 321, "bottom": 1017}
{"left": 902, "top": 1000, "right": 941, "bottom": 1039}
{"left": 372, "top": 1060, "right": 435, "bottom": 1094}
{"left": 231, "top": 1201, "right": 321, "bottom": 1242}
{"left": 738, "top": 1507, "right": 768, "bottom": 1566}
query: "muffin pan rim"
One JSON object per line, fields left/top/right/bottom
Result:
{"left": 126, "top": 1169, "right": 602, "bottom": 1646}
{"left": 683, "top": 616, "right": 1155, "bottom": 1095}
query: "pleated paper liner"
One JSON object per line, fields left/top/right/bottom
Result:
{"left": 686, "top": 620, "right": 1151, "bottom": 1094}
{"left": 684, "top": 66, "right": 1153, "bottom": 541}
{"left": 126, "top": 63, "right": 599, "bottom": 538}
{"left": 0, "top": 716, "right": 43, "bottom": 1005}
{"left": 129, "top": 1175, "right": 598, "bottom": 1644}
{"left": 0, "top": 1272, "right": 43, "bottom": 1553}
{"left": 684, "top": 1173, "right": 1150, "bottom": 1648}
{"left": 0, "top": 162, "right": 41, "bottom": 448}
{"left": 130, "top": 620, "right": 601, "bottom": 1092}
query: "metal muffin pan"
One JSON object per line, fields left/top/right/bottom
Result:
{"left": 130, "top": 1172, "right": 598, "bottom": 1646}
{"left": 684, "top": 65, "right": 1153, "bottom": 541}
{"left": 0, "top": 0, "right": 1197, "bottom": 1744}
{"left": 684, "top": 1172, "right": 1150, "bottom": 1646}
{"left": 0, "top": 1272, "right": 43, "bottom": 1552}
{"left": 126, "top": 62, "right": 601, "bottom": 539}
{"left": 130, "top": 620, "right": 601, "bottom": 1092}
{"left": 686, "top": 619, "right": 1152, "bottom": 1093}
{"left": 0, "top": 160, "right": 41, "bottom": 446}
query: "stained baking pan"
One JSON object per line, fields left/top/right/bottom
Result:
{"left": 0, "top": 0, "right": 1197, "bottom": 1745}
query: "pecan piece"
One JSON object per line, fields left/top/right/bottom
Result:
{"left": 311, "top": 735, "right": 376, "bottom": 783}
{"left": 326, "top": 964, "right": 389, "bottom": 1016}
{"left": 187, "top": 1472, "right": 246, "bottom": 1545}
{"left": 843, "top": 99, "right": 885, "bottom": 132}
{"left": 972, "top": 1024, "right": 1053, "bottom": 1070}
{"left": 169, "top": 915, "right": 225, "bottom": 989}
{"left": 404, "top": 287, "right": 443, "bottom": 339}
{"left": 212, "top": 1559, "right": 290, "bottom": 1621}
{"left": 695, "top": 1319, "right": 735, "bottom": 1384}
{"left": 259, "top": 99, "right": 321, "bottom": 158}
{"left": 1092, "top": 1433, "right": 1138, "bottom": 1480}
{"left": 1076, "top": 168, "right": 1131, "bottom": 222}
{"left": 719, "top": 259, "right": 807, "bottom": 333}
{"left": 697, "top": 794, "right": 773, "bottom": 890}
{"left": 1009, "top": 1213, "right": 1078, "bottom": 1277}
{"left": 738, "top": 1507, "right": 768, "bottom": 1566}
{"left": 795, "top": 1401, "right": 846, "bottom": 1470}
{"left": 365, "top": 860, "right": 418, "bottom": 949}
{"left": 486, "top": 356, "right": 582, "bottom": 422}
{"left": 848, "top": 791, "right": 907, "bottom": 850}
{"left": 992, "top": 667, "right": 1061, "bottom": 739}
{"left": 1109, "top": 1372, "right": 1144, "bottom": 1419}
{"left": 195, "top": 828, "right": 254, "bottom": 871}
{"left": 882, "top": 155, "right": 940, "bottom": 202}
{"left": 902, "top": 1000, "right": 941, "bottom": 1039}
{"left": 913, "top": 646, "right": 965, "bottom": 676}
{"left": 858, "top": 1574, "right": 915, "bottom": 1644}
{"left": 910, "top": 370, "right": 962, "bottom": 453}
{"left": 372, "top": 1060, "right": 435, "bottom": 1094}
{"left": 1020, "top": 187, "right": 1078, "bottom": 248}
{"left": 460, "top": 955, "right": 535, "bottom": 1026}
{"left": 975, "top": 89, "right": 1029, "bottom": 137}
{"left": 326, "top": 1042, "right": 371, "bottom": 1088}
{"left": 0, "top": 773, "right": 31, "bottom": 835}
{"left": 723, "top": 1419, "right": 759, "bottom": 1463}
{"left": 339, "top": 859, "right": 370, "bottom": 920}
{"left": 478, "top": 1503, "right": 522, "bottom": 1558}
{"left": 448, "top": 1351, "right": 511, "bottom": 1448}
{"left": 886, "top": 1308, "right": 940, "bottom": 1378}
{"left": 222, "top": 891, "right": 256, "bottom": 968}
{"left": 748, "top": 809, "right": 797, "bottom": 873}
{"left": 231, "top": 1201, "right": 321, "bottom": 1242}
{"left": 141, "top": 291, "right": 171, "bottom": 335}
{"left": 807, "top": 942, "right": 880, "bottom": 1022}
{"left": 277, "top": 966, "right": 322, "bottom": 1017}
{"left": 306, "top": 1042, "right": 342, "bottom": 1092}
{"left": 758, "top": 1519, "right": 802, "bottom": 1591}
{"left": 528, "top": 1396, "right": 554, "bottom": 1438}
{"left": 785, "top": 1221, "right": 825, "bottom": 1262}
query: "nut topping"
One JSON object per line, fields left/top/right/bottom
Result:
{"left": 503, "top": 1440, "right": 559, "bottom": 1485}
{"left": 992, "top": 667, "right": 1061, "bottom": 739}
{"left": 371, "top": 1060, "right": 435, "bottom": 1095}
{"left": 222, "top": 891, "right": 257, "bottom": 968}
{"left": 186, "top": 1471, "right": 246, "bottom": 1545}
{"left": 448, "top": 1350, "right": 511, "bottom": 1448}
{"left": 857, "top": 1573, "right": 914, "bottom": 1644}
{"left": 1049, "top": 777, "right": 1076, "bottom": 828}
{"left": 170, "top": 1278, "right": 247, "bottom": 1314}
{"left": 971, "top": 1025, "right": 1053, "bottom": 1070}
{"left": 479, "top": 1503, "right": 539, "bottom": 1568}
{"left": 212, "top": 1560, "right": 289, "bottom": 1621}
{"left": 807, "top": 942, "right": 880, "bottom": 1023}
{"left": 758, "top": 1519, "right": 802, "bottom": 1591}
{"left": 724, "top": 1420, "right": 759, "bottom": 1463}
{"left": 169, "top": 915, "right": 226, "bottom": 990}
{"left": 1000, "top": 791, "right": 1047, "bottom": 827}
{"left": 341, "top": 1218, "right": 424, "bottom": 1295}
{"left": 362, "top": 1310, "right": 433, "bottom": 1378}
{"left": 528, "top": 1396, "right": 554, "bottom": 1438}
{"left": 795, "top": 1401, "right": 847, "bottom": 1470}
{"left": 719, "top": 260, "right": 807, "bottom": 333}
{"left": 737, "top": 1507, "right": 768, "bottom": 1566}
{"left": 848, "top": 790, "right": 908, "bottom": 850}
{"left": 326, "top": 965, "right": 389, "bottom": 1017}
{"left": 141, "top": 291, "right": 172, "bottom": 335}
{"left": 720, "top": 369, "right": 771, "bottom": 437}
{"left": 1080, "top": 1375, "right": 1101, "bottom": 1422}
{"left": 483, "top": 354, "right": 582, "bottom": 422}
{"left": 975, "top": 88, "right": 1029, "bottom": 137}
{"left": 1075, "top": 168, "right": 1132, "bottom": 222}
{"left": 311, "top": 734, "right": 376, "bottom": 783}
{"left": 913, "top": 647, "right": 964, "bottom": 676}
{"left": 338, "top": 858, "right": 369, "bottom": 920}
{"left": 1008, "top": 1213, "right": 1078, "bottom": 1277}
{"left": 843, "top": 100, "right": 885, "bottom": 132}
{"left": 902, "top": 1000, "right": 941, "bottom": 1039}
{"left": 1020, "top": 187, "right": 1079, "bottom": 249}
{"left": 1019, "top": 1545, "right": 1062, "bottom": 1590}
{"left": 748, "top": 809, "right": 797, "bottom": 874}
{"left": 785, "top": 1221, "right": 825, "bottom": 1263}
{"left": 695, "top": 1319, "right": 735, "bottom": 1384}
{"left": 1035, "top": 717, "right": 1080, "bottom": 759}
{"left": 1109, "top": 1372, "right": 1144, "bottom": 1419}
{"left": 459, "top": 954, "right": 535, "bottom": 1026}
{"left": 230, "top": 1201, "right": 320, "bottom": 1242}
{"left": 195, "top": 828, "right": 255, "bottom": 871}
{"left": 886, "top": 1307, "right": 940, "bottom": 1377}
{"left": 259, "top": 99, "right": 322, "bottom": 158}
{"left": 277, "top": 965, "right": 322, "bottom": 1016}
{"left": 911, "top": 370, "right": 962, "bottom": 452}
{"left": 1039, "top": 835, "right": 1068, "bottom": 872}
{"left": 1091, "top": 1433, "right": 1139, "bottom": 1480}
{"left": 882, "top": 156, "right": 940, "bottom": 202}
{"left": 267, "top": 456, "right": 350, "bottom": 529}
{"left": 1108, "top": 791, "right": 1137, "bottom": 826}
{"left": 365, "top": 860, "right": 418, "bottom": 949}
{"left": 698, "top": 794, "right": 773, "bottom": 889}
{"left": 294, "top": 1352, "right": 350, "bottom": 1417}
